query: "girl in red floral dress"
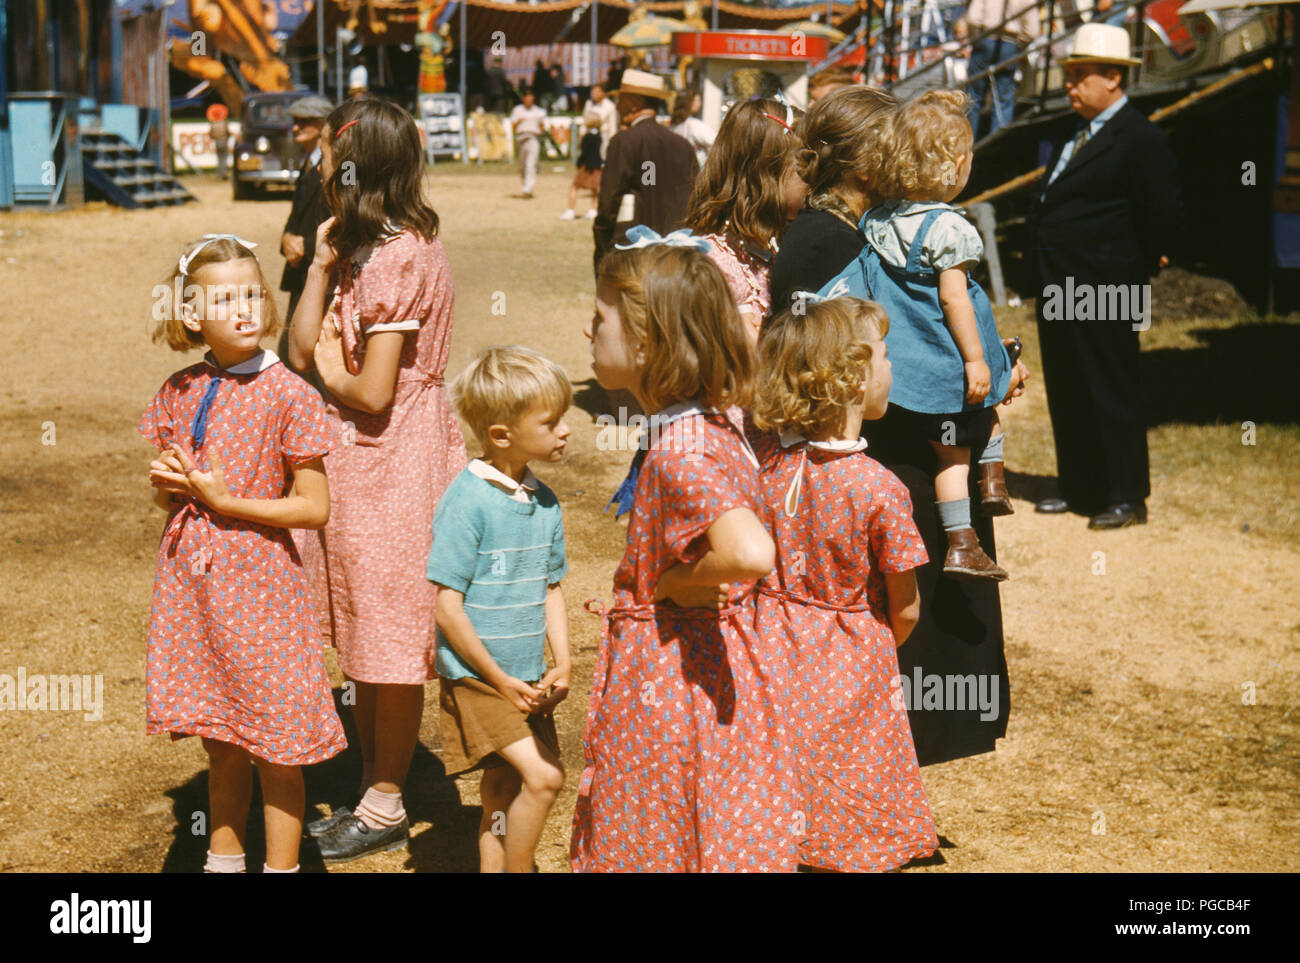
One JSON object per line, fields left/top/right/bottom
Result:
{"left": 572, "top": 233, "right": 800, "bottom": 872}
{"left": 142, "top": 235, "right": 346, "bottom": 874}
{"left": 288, "top": 99, "right": 467, "bottom": 863}
{"left": 751, "top": 294, "right": 938, "bottom": 872}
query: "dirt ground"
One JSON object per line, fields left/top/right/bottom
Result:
{"left": 0, "top": 167, "right": 1296, "bottom": 873}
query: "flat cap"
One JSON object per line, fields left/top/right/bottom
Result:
{"left": 288, "top": 95, "right": 334, "bottom": 120}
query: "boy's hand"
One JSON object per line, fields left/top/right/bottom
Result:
{"left": 495, "top": 676, "right": 543, "bottom": 713}
{"left": 654, "top": 565, "right": 731, "bottom": 610}
{"left": 534, "top": 665, "right": 570, "bottom": 714}
{"left": 964, "top": 359, "right": 991, "bottom": 404}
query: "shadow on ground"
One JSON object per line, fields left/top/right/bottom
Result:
{"left": 160, "top": 687, "right": 480, "bottom": 873}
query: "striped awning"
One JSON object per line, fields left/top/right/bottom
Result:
{"left": 296, "top": 0, "right": 863, "bottom": 48}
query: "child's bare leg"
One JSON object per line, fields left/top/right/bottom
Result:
{"left": 254, "top": 758, "right": 304, "bottom": 871}
{"left": 350, "top": 676, "right": 378, "bottom": 792}
{"left": 478, "top": 765, "right": 521, "bottom": 873}
{"left": 931, "top": 441, "right": 971, "bottom": 502}
{"left": 567, "top": 183, "right": 579, "bottom": 210}
{"left": 370, "top": 683, "right": 423, "bottom": 795}
{"left": 495, "top": 734, "right": 565, "bottom": 873}
{"left": 204, "top": 737, "right": 253, "bottom": 855}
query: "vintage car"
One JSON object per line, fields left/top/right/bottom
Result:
{"left": 232, "top": 90, "right": 308, "bottom": 200}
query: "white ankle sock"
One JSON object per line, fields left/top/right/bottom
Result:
{"left": 203, "top": 850, "right": 246, "bottom": 873}
{"left": 354, "top": 786, "right": 406, "bottom": 830}
{"left": 263, "top": 863, "right": 300, "bottom": 873}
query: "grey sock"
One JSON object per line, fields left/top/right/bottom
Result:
{"left": 937, "top": 498, "right": 972, "bottom": 532}
{"left": 978, "top": 432, "right": 1006, "bottom": 465}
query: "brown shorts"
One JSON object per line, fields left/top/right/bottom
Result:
{"left": 438, "top": 674, "right": 560, "bottom": 776}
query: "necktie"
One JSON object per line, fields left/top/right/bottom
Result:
{"left": 1066, "top": 123, "right": 1092, "bottom": 167}
{"left": 606, "top": 447, "right": 648, "bottom": 519}
{"left": 190, "top": 372, "right": 223, "bottom": 449}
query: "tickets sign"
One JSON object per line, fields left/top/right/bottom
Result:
{"left": 672, "top": 31, "right": 830, "bottom": 62}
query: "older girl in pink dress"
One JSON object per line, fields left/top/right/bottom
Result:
{"left": 572, "top": 234, "right": 799, "bottom": 872}
{"left": 751, "top": 295, "right": 938, "bottom": 872}
{"left": 682, "top": 99, "right": 807, "bottom": 342}
{"left": 143, "top": 235, "right": 345, "bottom": 874}
{"left": 290, "top": 99, "right": 467, "bottom": 863}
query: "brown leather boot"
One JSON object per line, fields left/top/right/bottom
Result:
{"left": 977, "top": 460, "right": 1015, "bottom": 516}
{"left": 943, "top": 527, "right": 1009, "bottom": 581}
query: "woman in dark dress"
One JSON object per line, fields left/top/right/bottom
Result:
{"left": 771, "top": 85, "right": 1025, "bottom": 766}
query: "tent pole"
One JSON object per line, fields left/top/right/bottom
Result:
{"left": 316, "top": 0, "right": 325, "bottom": 95}
{"left": 460, "top": 0, "right": 468, "bottom": 165}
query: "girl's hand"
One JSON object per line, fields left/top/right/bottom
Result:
{"left": 654, "top": 565, "right": 731, "bottom": 609}
{"left": 175, "top": 445, "right": 233, "bottom": 512}
{"left": 313, "top": 314, "right": 348, "bottom": 387}
{"left": 313, "top": 217, "right": 338, "bottom": 274}
{"left": 964, "top": 359, "right": 991, "bottom": 404}
{"left": 534, "top": 665, "right": 571, "bottom": 714}
{"left": 495, "top": 676, "right": 543, "bottom": 713}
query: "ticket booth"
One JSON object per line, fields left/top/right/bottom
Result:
{"left": 672, "top": 30, "right": 831, "bottom": 130}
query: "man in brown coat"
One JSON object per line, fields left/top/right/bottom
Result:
{"left": 592, "top": 69, "right": 699, "bottom": 272}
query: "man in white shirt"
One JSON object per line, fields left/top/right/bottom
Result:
{"left": 965, "top": 0, "right": 1040, "bottom": 137}
{"left": 510, "top": 88, "right": 547, "bottom": 198}
{"left": 586, "top": 84, "right": 619, "bottom": 161}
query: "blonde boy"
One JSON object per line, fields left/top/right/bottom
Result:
{"left": 428, "top": 345, "right": 572, "bottom": 873}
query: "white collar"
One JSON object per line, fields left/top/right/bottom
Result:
{"left": 204, "top": 349, "right": 281, "bottom": 375}
{"left": 468, "top": 458, "right": 539, "bottom": 503}
{"left": 779, "top": 429, "right": 869, "bottom": 453}
{"left": 646, "top": 402, "right": 760, "bottom": 470}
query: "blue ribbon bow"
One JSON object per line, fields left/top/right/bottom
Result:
{"left": 615, "top": 225, "right": 713, "bottom": 254}
{"left": 189, "top": 372, "right": 223, "bottom": 449}
{"left": 606, "top": 447, "right": 648, "bottom": 519}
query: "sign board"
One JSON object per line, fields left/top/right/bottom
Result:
{"left": 672, "top": 31, "right": 830, "bottom": 62}
{"left": 419, "top": 92, "right": 465, "bottom": 161}
{"left": 172, "top": 121, "right": 243, "bottom": 171}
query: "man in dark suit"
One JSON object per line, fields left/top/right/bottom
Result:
{"left": 278, "top": 95, "right": 332, "bottom": 377}
{"left": 1027, "top": 24, "right": 1182, "bottom": 529}
{"left": 593, "top": 69, "right": 699, "bottom": 272}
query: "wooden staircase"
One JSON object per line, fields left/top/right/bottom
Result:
{"left": 81, "top": 129, "right": 195, "bottom": 209}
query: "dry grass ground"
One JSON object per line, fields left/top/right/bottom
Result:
{"left": 0, "top": 166, "right": 1296, "bottom": 873}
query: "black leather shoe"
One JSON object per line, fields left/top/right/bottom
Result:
{"left": 316, "top": 814, "right": 410, "bottom": 865}
{"left": 1035, "top": 497, "right": 1069, "bottom": 514}
{"left": 307, "top": 806, "right": 352, "bottom": 838}
{"left": 1088, "top": 502, "right": 1148, "bottom": 529}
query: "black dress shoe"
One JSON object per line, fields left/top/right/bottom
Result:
{"left": 316, "top": 814, "right": 410, "bottom": 865}
{"left": 1088, "top": 502, "right": 1148, "bottom": 530}
{"left": 1035, "top": 497, "right": 1069, "bottom": 514}
{"left": 307, "top": 806, "right": 352, "bottom": 838}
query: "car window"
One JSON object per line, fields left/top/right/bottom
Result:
{"left": 247, "top": 100, "right": 291, "bottom": 127}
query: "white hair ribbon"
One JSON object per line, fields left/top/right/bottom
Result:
{"left": 179, "top": 233, "right": 259, "bottom": 277}
{"left": 614, "top": 225, "right": 713, "bottom": 254}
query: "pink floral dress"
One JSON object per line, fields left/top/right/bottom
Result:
{"left": 298, "top": 230, "right": 467, "bottom": 685}
{"left": 702, "top": 232, "right": 773, "bottom": 338}
{"left": 571, "top": 408, "right": 799, "bottom": 873}
{"left": 753, "top": 432, "right": 938, "bottom": 872}
{"left": 138, "top": 352, "right": 347, "bottom": 765}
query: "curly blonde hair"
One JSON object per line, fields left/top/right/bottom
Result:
{"left": 597, "top": 244, "right": 754, "bottom": 413}
{"left": 752, "top": 297, "right": 890, "bottom": 438}
{"left": 875, "top": 89, "right": 972, "bottom": 201}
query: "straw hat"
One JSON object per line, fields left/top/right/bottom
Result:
{"left": 1061, "top": 23, "right": 1141, "bottom": 67}
{"left": 617, "top": 68, "right": 669, "bottom": 101}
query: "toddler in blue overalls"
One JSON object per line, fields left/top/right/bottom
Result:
{"left": 819, "top": 90, "right": 1013, "bottom": 581}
